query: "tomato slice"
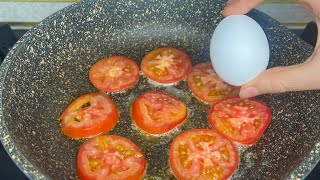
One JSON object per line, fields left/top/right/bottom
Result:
{"left": 141, "top": 47, "right": 192, "bottom": 84}
{"left": 208, "top": 97, "right": 272, "bottom": 144}
{"left": 89, "top": 56, "right": 140, "bottom": 92}
{"left": 131, "top": 91, "right": 187, "bottom": 134}
{"left": 77, "top": 135, "right": 147, "bottom": 180}
{"left": 59, "top": 93, "right": 119, "bottom": 138}
{"left": 187, "top": 62, "right": 239, "bottom": 103}
{"left": 170, "top": 129, "right": 238, "bottom": 180}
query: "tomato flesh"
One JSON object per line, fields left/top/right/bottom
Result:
{"left": 170, "top": 129, "right": 238, "bottom": 180}
{"left": 209, "top": 97, "right": 272, "bottom": 144}
{"left": 141, "top": 47, "right": 192, "bottom": 84}
{"left": 187, "top": 62, "right": 239, "bottom": 103}
{"left": 89, "top": 56, "right": 140, "bottom": 92}
{"left": 77, "top": 135, "right": 146, "bottom": 180}
{"left": 131, "top": 91, "right": 187, "bottom": 134}
{"left": 59, "top": 93, "right": 119, "bottom": 138}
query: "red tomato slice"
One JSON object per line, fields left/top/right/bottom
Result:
{"left": 187, "top": 62, "right": 239, "bottom": 103}
{"left": 131, "top": 91, "right": 187, "bottom": 134}
{"left": 141, "top": 47, "right": 192, "bottom": 84}
{"left": 170, "top": 129, "right": 239, "bottom": 180}
{"left": 89, "top": 56, "right": 140, "bottom": 92}
{"left": 77, "top": 135, "right": 147, "bottom": 180}
{"left": 209, "top": 97, "right": 272, "bottom": 144}
{"left": 59, "top": 93, "right": 119, "bottom": 138}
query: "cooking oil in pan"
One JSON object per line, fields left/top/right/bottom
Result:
{"left": 105, "top": 74, "right": 214, "bottom": 179}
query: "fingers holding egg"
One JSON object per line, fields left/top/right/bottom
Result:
{"left": 210, "top": 15, "right": 270, "bottom": 86}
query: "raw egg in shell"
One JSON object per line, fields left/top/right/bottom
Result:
{"left": 210, "top": 15, "right": 270, "bottom": 86}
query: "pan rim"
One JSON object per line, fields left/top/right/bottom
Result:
{"left": 0, "top": 0, "right": 319, "bottom": 179}
{"left": 0, "top": 1, "right": 82, "bottom": 180}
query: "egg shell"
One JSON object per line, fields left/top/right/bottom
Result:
{"left": 210, "top": 15, "right": 270, "bottom": 86}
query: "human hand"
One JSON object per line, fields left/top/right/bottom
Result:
{"left": 222, "top": 0, "right": 320, "bottom": 98}
{"left": 222, "top": 0, "right": 263, "bottom": 16}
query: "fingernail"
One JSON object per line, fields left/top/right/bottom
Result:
{"left": 240, "top": 87, "right": 258, "bottom": 98}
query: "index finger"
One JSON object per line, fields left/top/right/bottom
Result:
{"left": 222, "top": 0, "right": 264, "bottom": 16}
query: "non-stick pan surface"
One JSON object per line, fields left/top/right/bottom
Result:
{"left": 1, "top": 0, "right": 320, "bottom": 179}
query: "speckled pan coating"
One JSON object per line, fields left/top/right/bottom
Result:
{"left": 0, "top": 0, "right": 319, "bottom": 179}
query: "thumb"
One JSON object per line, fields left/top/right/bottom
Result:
{"left": 222, "top": 0, "right": 264, "bottom": 17}
{"left": 239, "top": 61, "right": 320, "bottom": 98}
{"left": 298, "top": 0, "right": 320, "bottom": 20}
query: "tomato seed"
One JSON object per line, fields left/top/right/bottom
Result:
{"left": 88, "top": 157, "right": 103, "bottom": 172}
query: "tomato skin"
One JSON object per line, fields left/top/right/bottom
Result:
{"left": 187, "top": 62, "right": 239, "bottom": 103}
{"left": 169, "top": 129, "right": 239, "bottom": 180}
{"left": 208, "top": 97, "right": 272, "bottom": 144}
{"left": 77, "top": 135, "right": 146, "bottom": 180}
{"left": 131, "top": 91, "right": 187, "bottom": 134}
{"left": 59, "top": 93, "right": 119, "bottom": 139}
{"left": 89, "top": 56, "right": 140, "bottom": 92}
{"left": 141, "top": 47, "right": 192, "bottom": 84}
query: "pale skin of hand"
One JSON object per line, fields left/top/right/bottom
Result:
{"left": 222, "top": 0, "right": 320, "bottom": 99}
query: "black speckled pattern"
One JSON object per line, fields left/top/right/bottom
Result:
{"left": 0, "top": 0, "right": 319, "bottom": 179}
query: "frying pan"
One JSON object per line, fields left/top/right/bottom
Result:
{"left": 0, "top": 0, "right": 319, "bottom": 179}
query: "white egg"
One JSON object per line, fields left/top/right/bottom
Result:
{"left": 210, "top": 15, "right": 269, "bottom": 86}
